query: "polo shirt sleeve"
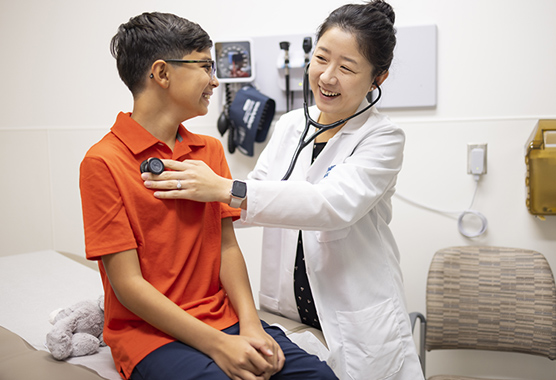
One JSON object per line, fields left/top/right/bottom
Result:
{"left": 80, "top": 156, "right": 138, "bottom": 261}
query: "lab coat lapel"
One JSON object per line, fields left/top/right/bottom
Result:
{"left": 306, "top": 99, "right": 373, "bottom": 182}
{"left": 289, "top": 106, "right": 321, "bottom": 181}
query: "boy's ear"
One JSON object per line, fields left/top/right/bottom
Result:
{"left": 149, "top": 60, "right": 170, "bottom": 88}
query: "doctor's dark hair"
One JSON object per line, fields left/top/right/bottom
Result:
{"left": 110, "top": 12, "right": 212, "bottom": 95}
{"left": 317, "top": 0, "right": 396, "bottom": 78}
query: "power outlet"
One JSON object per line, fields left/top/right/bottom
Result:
{"left": 467, "top": 143, "right": 487, "bottom": 175}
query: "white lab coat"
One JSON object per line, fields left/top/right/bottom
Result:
{"left": 241, "top": 99, "right": 424, "bottom": 380}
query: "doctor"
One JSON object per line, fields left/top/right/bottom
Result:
{"left": 143, "top": 1, "right": 424, "bottom": 379}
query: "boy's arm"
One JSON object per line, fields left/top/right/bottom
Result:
{"left": 219, "top": 218, "right": 285, "bottom": 375}
{"left": 102, "top": 248, "right": 275, "bottom": 379}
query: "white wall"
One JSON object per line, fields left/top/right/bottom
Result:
{"left": 1, "top": 0, "right": 555, "bottom": 378}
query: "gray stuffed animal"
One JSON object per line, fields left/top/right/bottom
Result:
{"left": 46, "top": 295, "right": 106, "bottom": 360}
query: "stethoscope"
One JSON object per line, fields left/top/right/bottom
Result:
{"left": 281, "top": 64, "right": 383, "bottom": 180}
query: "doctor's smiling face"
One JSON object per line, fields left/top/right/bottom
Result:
{"left": 309, "top": 26, "right": 378, "bottom": 125}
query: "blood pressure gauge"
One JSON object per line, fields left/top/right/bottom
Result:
{"left": 214, "top": 40, "right": 254, "bottom": 83}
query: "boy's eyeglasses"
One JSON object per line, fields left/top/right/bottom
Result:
{"left": 165, "top": 59, "right": 216, "bottom": 80}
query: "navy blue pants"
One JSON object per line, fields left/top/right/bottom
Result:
{"left": 130, "top": 320, "right": 337, "bottom": 380}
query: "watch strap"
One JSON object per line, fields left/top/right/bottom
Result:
{"left": 229, "top": 196, "right": 243, "bottom": 208}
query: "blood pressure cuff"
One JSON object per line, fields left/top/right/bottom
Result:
{"left": 229, "top": 86, "right": 276, "bottom": 156}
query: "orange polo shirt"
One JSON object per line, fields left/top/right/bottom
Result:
{"left": 80, "top": 112, "right": 240, "bottom": 379}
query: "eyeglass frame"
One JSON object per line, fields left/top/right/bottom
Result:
{"left": 164, "top": 59, "right": 216, "bottom": 80}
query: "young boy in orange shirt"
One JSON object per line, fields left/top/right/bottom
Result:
{"left": 79, "top": 12, "right": 336, "bottom": 380}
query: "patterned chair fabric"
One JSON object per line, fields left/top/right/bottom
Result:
{"left": 425, "top": 246, "right": 556, "bottom": 360}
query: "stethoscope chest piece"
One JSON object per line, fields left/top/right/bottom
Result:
{"left": 140, "top": 157, "right": 164, "bottom": 175}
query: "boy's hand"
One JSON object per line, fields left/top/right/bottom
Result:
{"left": 142, "top": 159, "right": 232, "bottom": 203}
{"left": 210, "top": 333, "right": 282, "bottom": 380}
{"left": 241, "top": 324, "right": 285, "bottom": 376}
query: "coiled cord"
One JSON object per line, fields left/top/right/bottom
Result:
{"left": 394, "top": 177, "right": 488, "bottom": 238}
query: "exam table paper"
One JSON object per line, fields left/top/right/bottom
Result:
{"left": 0, "top": 250, "right": 119, "bottom": 380}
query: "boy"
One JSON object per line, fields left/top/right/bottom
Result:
{"left": 79, "top": 12, "right": 336, "bottom": 380}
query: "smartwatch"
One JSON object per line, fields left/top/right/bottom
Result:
{"left": 229, "top": 180, "right": 247, "bottom": 208}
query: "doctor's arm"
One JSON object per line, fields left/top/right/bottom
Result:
{"left": 241, "top": 125, "right": 405, "bottom": 230}
{"left": 144, "top": 124, "right": 404, "bottom": 230}
{"left": 142, "top": 159, "right": 245, "bottom": 208}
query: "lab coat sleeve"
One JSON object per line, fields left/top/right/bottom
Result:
{"left": 242, "top": 121, "right": 405, "bottom": 231}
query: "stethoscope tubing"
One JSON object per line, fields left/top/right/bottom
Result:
{"left": 281, "top": 64, "right": 382, "bottom": 180}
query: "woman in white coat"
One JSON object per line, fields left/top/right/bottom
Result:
{"left": 143, "top": 1, "right": 424, "bottom": 379}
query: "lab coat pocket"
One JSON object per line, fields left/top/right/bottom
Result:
{"left": 315, "top": 226, "right": 351, "bottom": 243}
{"left": 337, "top": 299, "right": 404, "bottom": 380}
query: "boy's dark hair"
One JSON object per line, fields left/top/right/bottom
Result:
{"left": 110, "top": 12, "right": 212, "bottom": 95}
{"left": 317, "top": 0, "right": 396, "bottom": 79}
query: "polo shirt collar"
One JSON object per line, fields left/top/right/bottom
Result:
{"left": 111, "top": 112, "right": 206, "bottom": 157}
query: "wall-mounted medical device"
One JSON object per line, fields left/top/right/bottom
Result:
{"left": 214, "top": 40, "right": 254, "bottom": 83}
{"left": 213, "top": 40, "right": 277, "bottom": 156}
{"left": 213, "top": 40, "right": 257, "bottom": 154}
{"left": 525, "top": 119, "right": 556, "bottom": 216}
{"left": 277, "top": 38, "right": 313, "bottom": 112}
{"left": 212, "top": 25, "right": 438, "bottom": 150}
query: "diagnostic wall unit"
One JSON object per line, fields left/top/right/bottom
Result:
{"left": 525, "top": 119, "right": 556, "bottom": 215}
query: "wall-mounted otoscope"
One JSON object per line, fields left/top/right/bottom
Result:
{"left": 302, "top": 37, "right": 312, "bottom": 64}
{"left": 279, "top": 41, "right": 291, "bottom": 112}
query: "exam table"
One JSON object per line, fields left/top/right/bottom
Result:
{"left": 0, "top": 250, "right": 326, "bottom": 380}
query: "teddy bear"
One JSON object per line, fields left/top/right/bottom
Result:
{"left": 46, "top": 295, "right": 106, "bottom": 360}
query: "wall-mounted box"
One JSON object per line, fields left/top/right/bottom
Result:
{"left": 525, "top": 119, "right": 556, "bottom": 215}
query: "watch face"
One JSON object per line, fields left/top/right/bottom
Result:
{"left": 232, "top": 181, "right": 247, "bottom": 198}
{"left": 215, "top": 41, "right": 253, "bottom": 82}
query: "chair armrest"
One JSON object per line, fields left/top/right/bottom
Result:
{"left": 409, "top": 312, "right": 426, "bottom": 376}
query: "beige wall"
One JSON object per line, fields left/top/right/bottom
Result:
{"left": 1, "top": 0, "right": 555, "bottom": 378}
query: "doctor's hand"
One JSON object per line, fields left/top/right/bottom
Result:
{"left": 142, "top": 159, "right": 232, "bottom": 204}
